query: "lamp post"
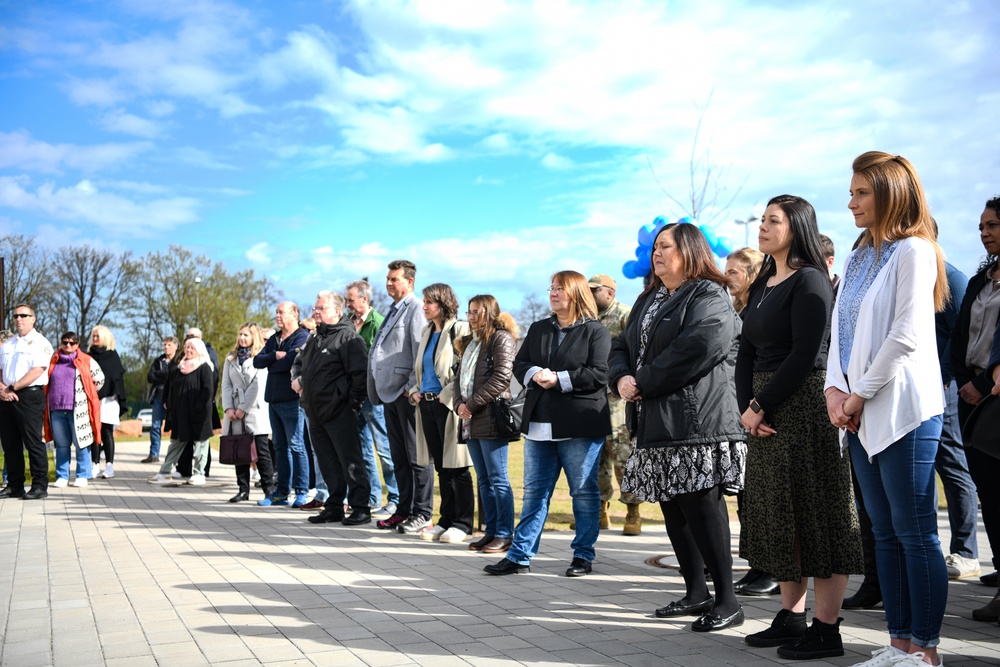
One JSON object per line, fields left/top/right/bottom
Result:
{"left": 194, "top": 276, "right": 201, "bottom": 324}
{"left": 734, "top": 215, "right": 759, "bottom": 248}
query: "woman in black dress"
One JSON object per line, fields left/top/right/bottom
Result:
{"left": 736, "top": 195, "right": 862, "bottom": 660}
{"left": 610, "top": 223, "right": 746, "bottom": 632}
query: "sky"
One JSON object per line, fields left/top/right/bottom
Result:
{"left": 1, "top": 0, "right": 999, "bottom": 315}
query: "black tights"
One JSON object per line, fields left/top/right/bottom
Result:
{"left": 660, "top": 485, "right": 739, "bottom": 615}
{"left": 92, "top": 423, "right": 116, "bottom": 464}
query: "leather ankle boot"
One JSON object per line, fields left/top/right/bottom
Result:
{"left": 623, "top": 503, "right": 641, "bottom": 535}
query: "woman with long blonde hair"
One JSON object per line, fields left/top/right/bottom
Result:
{"left": 826, "top": 151, "right": 948, "bottom": 667}
{"left": 88, "top": 325, "right": 125, "bottom": 479}
{"left": 222, "top": 323, "right": 273, "bottom": 502}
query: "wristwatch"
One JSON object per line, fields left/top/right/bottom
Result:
{"left": 749, "top": 399, "right": 763, "bottom": 414}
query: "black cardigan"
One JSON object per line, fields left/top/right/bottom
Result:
{"left": 608, "top": 279, "right": 744, "bottom": 449}
{"left": 513, "top": 317, "right": 611, "bottom": 440}
{"left": 951, "top": 262, "right": 1000, "bottom": 398}
{"left": 163, "top": 363, "right": 214, "bottom": 442}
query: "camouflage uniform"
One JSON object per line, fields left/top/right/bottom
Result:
{"left": 597, "top": 299, "right": 634, "bottom": 504}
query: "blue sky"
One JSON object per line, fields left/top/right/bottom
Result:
{"left": 1, "top": 0, "right": 998, "bottom": 314}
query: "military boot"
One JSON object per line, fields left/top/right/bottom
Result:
{"left": 623, "top": 503, "right": 641, "bottom": 535}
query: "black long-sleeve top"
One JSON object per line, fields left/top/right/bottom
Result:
{"left": 735, "top": 266, "right": 833, "bottom": 415}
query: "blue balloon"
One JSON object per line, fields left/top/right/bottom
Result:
{"left": 713, "top": 237, "right": 732, "bottom": 258}
{"left": 637, "top": 222, "right": 658, "bottom": 247}
{"left": 636, "top": 247, "right": 651, "bottom": 274}
{"left": 677, "top": 216, "right": 695, "bottom": 225}
{"left": 622, "top": 260, "right": 640, "bottom": 280}
{"left": 699, "top": 224, "right": 719, "bottom": 248}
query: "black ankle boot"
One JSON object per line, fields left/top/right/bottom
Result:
{"left": 745, "top": 608, "right": 807, "bottom": 647}
{"left": 776, "top": 617, "right": 844, "bottom": 660}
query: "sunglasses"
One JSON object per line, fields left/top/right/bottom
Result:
{"left": 13, "top": 313, "right": 33, "bottom": 319}
{"left": 61, "top": 340, "right": 79, "bottom": 346}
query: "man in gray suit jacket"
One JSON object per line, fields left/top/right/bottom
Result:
{"left": 368, "top": 259, "right": 434, "bottom": 533}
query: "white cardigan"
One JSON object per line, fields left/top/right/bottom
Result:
{"left": 221, "top": 355, "right": 271, "bottom": 436}
{"left": 825, "top": 237, "right": 944, "bottom": 459}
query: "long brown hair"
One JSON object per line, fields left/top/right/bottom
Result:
{"left": 726, "top": 247, "right": 764, "bottom": 314}
{"left": 457, "top": 294, "right": 520, "bottom": 355}
{"left": 226, "top": 322, "right": 265, "bottom": 362}
{"left": 641, "top": 223, "right": 729, "bottom": 298}
{"left": 551, "top": 270, "right": 598, "bottom": 323}
{"left": 852, "top": 151, "right": 948, "bottom": 311}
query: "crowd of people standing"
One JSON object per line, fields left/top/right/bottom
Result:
{"left": 2, "top": 151, "right": 1000, "bottom": 667}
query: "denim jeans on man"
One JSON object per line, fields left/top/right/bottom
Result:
{"left": 507, "top": 437, "right": 603, "bottom": 566}
{"left": 467, "top": 438, "right": 515, "bottom": 539}
{"left": 148, "top": 397, "right": 165, "bottom": 458}
{"left": 358, "top": 398, "right": 398, "bottom": 505}
{"left": 51, "top": 409, "right": 92, "bottom": 480}
{"left": 936, "top": 382, "right": 978, "bottom": 559}
{"left": 848, "top": 416, "right": 947, "bottom": 649}
{"left": 269, "top": 399, "right": 310, "bottom": 497}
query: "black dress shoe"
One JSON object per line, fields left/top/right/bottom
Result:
{"left": 342, "top": 509, "right": 371, "bottom": 526}
{"left": 484, "top": 558, "right": 530, "bottom": 575}
{"left": 22, "top": 488, "right": 48, "bottom": 500}
{"left": 308, "top": 507, "right": 345, "bottom": 524}
{"left": 842, "top": 580, "right": 882, "bottom": 609}
{"left": 0, "top": 486, "right": 22, "bottom": 499}
{"left": 733, "top": 568, "right": 762, "bottom": 593}
{"left": 566, "top": 558, "right": 592, "bottom": 577}
{"left": 655, "top": 596, "right": 714, "bottom": 618}
{"left": 468, "top": 534, "right": 494, "bottom": 551}
{"left": 229, "top": 491, "right": 249, "bottom": 503}
{"left": 741, "top": 572, "right": 781, "bottom": 596}
{"left": 982, "top": 571, "right": 999, "bottom": 587}
{"left": 692, "top": 606, "right": 745, "bottom": 632}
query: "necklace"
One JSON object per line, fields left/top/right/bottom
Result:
{"left": 757, "top": 284, "right": 778, "bottom": 308}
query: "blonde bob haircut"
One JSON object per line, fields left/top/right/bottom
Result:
{"left": 227, "top": 322, "right": 266, "bottom": 362}
{"left": 88, "top": 325, "right": 116, "bottom": 351}
{"left": 551, "top": 270, "right": 598, "bottom": 324}
{"left": 851, "top": 151, "right": 948, "bottom": 311}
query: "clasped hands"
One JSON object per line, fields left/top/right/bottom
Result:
{"left": 616, "top": 375, "right": 641, "bottom": 402}
{"left": 0, "top": 385, "right": 18, "bottom": 402}
{"left": 224, "top": 408, "right": 246, "bottom": 420}
{"left": 826, "top": 388, "right": 864, "bottom": 433}
{"left": 532, "top": 368, "right": 559, "bottom": 390}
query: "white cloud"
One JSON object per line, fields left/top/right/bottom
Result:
{"left": 541, "top": 153, "right": 574, "bottom": 170}
{"left": 0, "top": 176, "right": 200, "bottom": 234}
{"left": 99, "top": 109, "right": 162, "bottom": 138}
{"left": 0, "top": 131, "right": 152, "bottom": 175}
{"left": 245, "top": 241, "right": 271, "bottom": 267}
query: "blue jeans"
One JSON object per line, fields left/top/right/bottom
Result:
{"left": 848, "top": 416, "right": 947, "bottom": 649}
{"left": 149, "top": 397, "right": 164, "bottom": 458}
{"left": 508, "top": 437, "right": 603, "bottom": 565}
{"left": 51, "top": 409, "right": 91, "bottom": 480}
{"left": 468, "top": 438, "right": 515, "bottom": 539}
{"left": 269, "top": 400, "right": 309, "bottom": 497}
{"left": 936, "top": 382, "right": 978, "bottom": 559}
{"left": 359, "top": 399, "right": 399, "bottom": 505}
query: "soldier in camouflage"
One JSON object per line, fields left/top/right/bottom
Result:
{"left": 588, "top": 274, "right": 641, "bottom": 535}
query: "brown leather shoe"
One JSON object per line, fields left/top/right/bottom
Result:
{"left": 140, "top": 456, "right": 160, "bottom": 463}
{"left": 468, "top": 534, "right": 494, "bottom": 551}
{"left": 299, "top": 499, "right": 324, "bottom": 511}
{"left": 482, "top": 537, "right": 513, "bottom": 553}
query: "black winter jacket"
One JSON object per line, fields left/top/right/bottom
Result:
{"left": 163, "top": 363, "right": 214, "bottom": 441}
{"left": 951, "top": 262, "right": 1000, "bottom": 399}
{"left": 292, "top": 321, "right": 368, "bottom": 425}
{"left": 513, "top": 317, "right": 611, "bottom": 439}
{"left": 147, "top": 354, "right": 171, "bottom": 402}
{"left": 608, "top": 279, "right": 744, "bottom": 449}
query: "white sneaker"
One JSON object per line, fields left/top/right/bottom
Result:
{"left": 187, "top": 474, "right": 206, "bottom": 486}
{"left": 250, "top": 468, "right": 261, "bottom": 482}
{"left": 100, "top": 463, "right": 114, "bottom": 479}
{"left": 53, "top": 478, "right": 69, "bottom": 488}
{"left": 439, "top": 527, "right": 469, "bottom": 544}
{"left": 850, "top": 647, "right": 908, "bottom": 667}
{"left": 148, "top": 474, "right": 170, "bottom": 484}
{"left": 170, "top": 471, "right": 183, "bottom": 479}
{"left": 889, "top": 653, "right": 940, "bottom": 666}
{"left": 944, "top": 553, "right": 980, "bottom": 579}
{"left": 419, "top": 524, "right": 446, "bottom": 541}
{"left": 92, "top": 464, "right": 101, "bottom": 478}
{"left": 72, "top": 478, "right": 88, "bottom": 488}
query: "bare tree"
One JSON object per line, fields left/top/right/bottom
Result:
{"left": 0, "top": 234, "right": 53, "bottom": 333}
{"left": 648, "top": 92, "right": 748, "bottom": 228}
{"left": 51, "top": 246, "right": 139, "bottom": 337}
{"left": 515, "top": 292, "right": 549, "bottom": 331}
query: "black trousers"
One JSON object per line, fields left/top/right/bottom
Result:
{"left": 92, "top": 423, "right": 116, "bottom": 464}
{"left": 236, "top": 434, "right": 275, "bottom": 498}
{"left": 0, "top": 387, "right": 48, "bottom": 492}
{"left": 309, "top": 407, "right": 370, "bottom": 511}
{"left": 419, "top": 399, "right": 474, "bottom": 532}
{"left": 178, "top": 441, "right": 212, "bottom": 478}
{"left": 960, "top": 398, "right": 1000, "bottom": 570}
{"left": 384, "top": 394, "right": 433, "bottom": 519}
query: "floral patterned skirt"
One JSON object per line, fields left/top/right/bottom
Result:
{"left": 621, "top": 440, "right": 746, "bottom": 503}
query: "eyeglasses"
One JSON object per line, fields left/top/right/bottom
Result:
{"left": 547, "top": 286, "right": 565, "bottom": 293}
{"left": 313, "top": 305, "right": 334, "bottom": 312}
{"left": 466, "top": 310, "right": 481, "bottom": 317}
{"left": 13, "top": 313, "right": 32, "bottom": 319}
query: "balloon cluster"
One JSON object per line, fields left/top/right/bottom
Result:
{"left": 622, "top": 217, "right": 734, "bottom": 280}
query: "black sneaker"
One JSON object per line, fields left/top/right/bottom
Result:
{"left": 776, "top": 617, "right": 844, "bottom": 660}
{"left": 745, "top": 608, "right": 807, "bottom": 647}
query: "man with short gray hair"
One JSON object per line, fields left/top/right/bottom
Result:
{"left": 292, "top": 291, "right": 371, "bottom": 525}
